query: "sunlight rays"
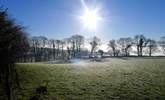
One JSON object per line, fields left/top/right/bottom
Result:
{"left": 79, "top": 0, "right": 102, "bottom": 30}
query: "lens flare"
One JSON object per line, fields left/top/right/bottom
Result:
{"left": 80, "top": 0, "right": 102, "bottom": 30}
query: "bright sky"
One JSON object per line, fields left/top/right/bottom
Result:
{"left": 1, "top": 0, "right": 165, "bottom": 41}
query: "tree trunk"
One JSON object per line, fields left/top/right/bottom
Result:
{"left": 53, "top": 44, "right": 55, "bottom": 60}
{"left": 139, "top": 46, "right": 143, "bottom": 56}
{"left": 90, "top": 47, "right": 94, "bottom": 57}
{"left": 149, "top": 47, "right": 152, "bottom": 56}
{"left": 72, "top": 42, "right": 75, "bottom": 57}
{"left": 5, "top": 63, "right": 15, "bottom": 100}
{"left": 62, "top": 46, "right": 64, "bottom": 60}
{"left": 113, "top": 48, "right": 115, "bottom": 56}
{"left": 125, "top": 49, "right": 127, "bottom": 56}
{"left": 78, "top": 45, "right": 81, "bottom": 52}
{"left": 137, "top": 45, "right": 139, "bottom": 56}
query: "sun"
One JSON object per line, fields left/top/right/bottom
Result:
{"left": 80, "top": 9, "right": 100, "bottom": 30}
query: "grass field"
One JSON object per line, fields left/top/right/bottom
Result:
{"left": 15, "top": 57, "right": 165, "bottom": 100}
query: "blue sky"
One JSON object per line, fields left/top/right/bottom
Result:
{"left": 1, "top": 0, "right": 165, "bottom": 40}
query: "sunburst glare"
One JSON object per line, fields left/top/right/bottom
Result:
{"left": 80, "top": 0, "right": 102, "bottom": 30}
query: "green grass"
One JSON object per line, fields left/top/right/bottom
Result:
{"left": 16, "top": 58, "right": 165, "bottom": 100}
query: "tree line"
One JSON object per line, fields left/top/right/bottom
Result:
{"left": 18, "top": 34, "right": 85, "bottom": 62}
{"left": 18, "top": 34, "right": 165, "bottom": 62}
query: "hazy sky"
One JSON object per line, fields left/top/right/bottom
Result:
{"left": 1, "top": 0, "right": 165, "bottom": 40}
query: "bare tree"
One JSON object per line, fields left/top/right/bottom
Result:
{"left": 29, "top": 36, "right": 43, "bottom": 62}
{"left": 64, "top": 38, "right": 72, "bottom": 59}
{"left": 72, "top": 35, "right": 84, "bottom": 52}
{"left": 133, "top": 35, "right": 148, "bottom": 56}
{"left": 67, "top": 37, "right": 77, "bottom": 57}
{"left": 55, "top": 40, "right": 61, "bottom": 58}
{"left": 68, "top": 35, "right": 85, "bottom": 57}
{"left": 89, "top": 36, "right": 101, "bottom": 57}
{"left": 38, "top": 36, "right": 47, "bottom": 61}
{"left": 159, "top": 36, "right": 165, "bottom": 54}
{"left": 29, "top": 36, "right": 49, "bottom": 61}
{"left": 108, "top": 40, "right": 118, "bottom": 56}
{"left": 60, "top": 40, "right": 65, "bottom": 59}
{"left": 49, "top": 39, "right": 56, "bottom": 60}
{"left": 146, "top": 39, "right": 157, "bottom": 56}
{"left": 117, "top": 37, "right": 132, "bottom": 56}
